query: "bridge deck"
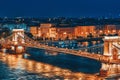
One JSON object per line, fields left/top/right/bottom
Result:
{"left": 24, "top": 43, "right": 120, "bottom": 64}
{"left": 0, "top": 34, "right": 120, "bottom": 64}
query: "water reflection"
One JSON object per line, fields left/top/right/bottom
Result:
{"left": 26, "top": 48, "right": 101, "bottom": 73}
{"left": 0, "top": 52, "right": 103, "bottom": 80}
{"left": 101, "top": 63, "right": 120, "bottom": 75}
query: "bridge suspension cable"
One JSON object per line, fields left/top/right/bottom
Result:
{"left": 1, "top": 33, "right": 120, "bottom": 64}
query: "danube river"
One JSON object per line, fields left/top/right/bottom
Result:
{"left": 0, "top": 48, "right": 119, "bottom": 80}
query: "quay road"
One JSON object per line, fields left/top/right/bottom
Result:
{"left": 76, "top": 37, "right": 103, "bottom": 42}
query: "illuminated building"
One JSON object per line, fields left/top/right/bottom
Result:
{"left": 103, "top": 25, "right": 116, "bottom": 35}
{"left": 75, "top": 26, "right": 96, "bottom": 37}
{"left": 39, "top": 23, "right": 56, "bottom": 38}
{"left": 56, "top": 27, "right": 75, "bottom": 40}
{"left": 49, "top": 27, "right": 57, "bottom": 38}
{"left": 30, "top": 26, "right": 38, "bottom": 37}
{"left": 30, "top": 24, "right": 120, "bottom": 40}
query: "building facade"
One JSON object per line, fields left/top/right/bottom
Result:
{"left": 30, "top": 26, "right": 38, "bottom": 37}
{"left": 75, "top": 26, "right": 96, "bottom": 37}
{"left": 49, "top": 27, "right": 57, "bottom": 38}
{"left": 56, "top": 27, "right": 75, "bottom": 40}
{"left": 39, "top": 23, "right": 55, "bottom": 38}
{"left": 103, "top": 25, "right": 116, "bottom": 35}
{"left": 30, "top": 24, "right": 120, "bottom": 40}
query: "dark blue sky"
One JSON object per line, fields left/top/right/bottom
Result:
{"left": 0, "top": 0, "right": 120, "bottom": 17}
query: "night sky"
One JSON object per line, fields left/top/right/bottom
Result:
{"left": 0, "top": 0, "right": 120, "bottom": 17}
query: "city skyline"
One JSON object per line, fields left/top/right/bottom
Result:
{"left": 0, "top": 0, "right": 120, "bottom": 18}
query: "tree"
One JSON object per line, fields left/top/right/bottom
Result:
{"left": 87, "top": 33, "right": 93, "bottom": 38}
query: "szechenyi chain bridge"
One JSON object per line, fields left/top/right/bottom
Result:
{"left": 0, "top": 29, "right": 120, "bottom": 79}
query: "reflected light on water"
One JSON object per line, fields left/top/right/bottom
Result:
{"left": 0, "top": 52, "right": 104, "bottom": 79}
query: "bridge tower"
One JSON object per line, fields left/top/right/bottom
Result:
{"left": 103, "top": 36, "right": 120, "bottom": 60}
{"left": 11, "top": 29, "right": 25, "bottom": 53}
{"left": 100, "top": 36, "right": 120, "bottom": 77}
{"left": 12, "top": 29, "right": 25, "bottom": 45}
